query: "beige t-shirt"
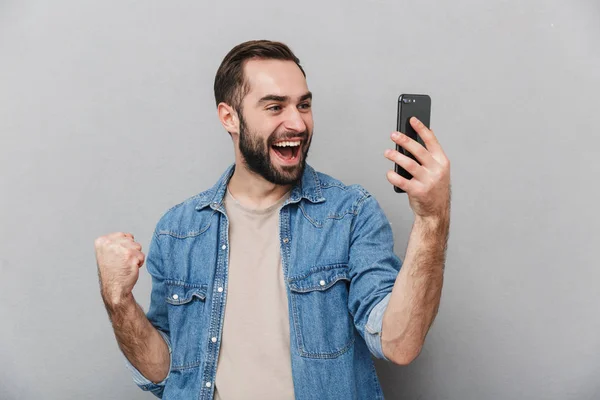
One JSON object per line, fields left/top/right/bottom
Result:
{"left": 213, "top": 188, "right": 295, "bottom": 400}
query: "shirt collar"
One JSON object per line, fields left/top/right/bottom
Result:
{"left": 195, "top": 163, "right": 325, "bottom": 211}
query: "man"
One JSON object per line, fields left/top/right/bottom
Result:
{"left": 95, "top": 40, "right": 451, "bottom": 400}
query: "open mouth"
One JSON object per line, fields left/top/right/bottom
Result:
{"left": 271, "top": 140, "right": 302, "bottom": 164}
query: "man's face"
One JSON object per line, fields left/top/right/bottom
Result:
{"left": 236, "top": 59, "right": 313, "bottom": 185}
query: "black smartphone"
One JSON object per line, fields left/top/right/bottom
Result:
{"left": 394, "top": 94, "right": 431, "bottom": 193}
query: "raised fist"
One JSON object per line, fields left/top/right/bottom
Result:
{"left": 95, "top": 232, "right": 145, "bottom": 307}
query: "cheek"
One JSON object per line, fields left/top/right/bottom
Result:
{"left": 249, "top": 117, "right": 280, "bottom": 137}
{"left": 245, "top": 125, "right": 277, "bottom": 145}
{"left": 303, "top": 114, "right": 314, "bottom": 131}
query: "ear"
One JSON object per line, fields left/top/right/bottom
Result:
{"left": 217, "top": 103, "right": 239, "bottom": 135}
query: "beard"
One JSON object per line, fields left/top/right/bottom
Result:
{"left": 238, "top": 111, "right": 312, "bottom": 186}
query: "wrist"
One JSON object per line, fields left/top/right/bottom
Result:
{"left": 415, "top": 214, "right": 449, "bottom": 229}
{"left": 413, "top": 215, "right": 450, "bottom": 245}
{"left": 102, "top": 290, "right": 136, "bottom": 316}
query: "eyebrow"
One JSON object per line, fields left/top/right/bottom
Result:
{"left": 257, "top": 91, "right": 313, "bottom": 105}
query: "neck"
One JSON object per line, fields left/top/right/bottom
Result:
{"left": 227, "top": 162, "right": 293, "bottom": 209}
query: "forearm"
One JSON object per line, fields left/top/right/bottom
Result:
{"left": 381, "top": 215, "right": 449, "bottom": 364}
{"left": 105, "top": 295, "right": 170, "bottom": 383}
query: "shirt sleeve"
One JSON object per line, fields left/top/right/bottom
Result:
{"left": 364, "top": 292, "right": 392, "bottom": 360}
{"left": 124, "top": 329, "right": 172, "bottom": 396}
{"left": 347, "top": 193, "right": 402, "bottom": 361}
{"left": 123, "top": 230, "right": 172, "bottom": 398}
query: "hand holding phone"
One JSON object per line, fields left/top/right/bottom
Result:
{"left": 394, "top": 94, "right": 432, "bottom": 193}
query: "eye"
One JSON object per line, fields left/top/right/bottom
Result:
{"left": 298, "top": 102, "right": 311, "bottom": 110}
{"left": 267, "top": 105, "right": 282, "bottom": 112}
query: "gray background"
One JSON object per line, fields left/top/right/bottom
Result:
{"left": 1, "top": 0, "right": 599, "bottom": 399}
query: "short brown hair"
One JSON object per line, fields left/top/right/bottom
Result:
{"left": 213, "top": 40, "right": 306, "bottom": 111}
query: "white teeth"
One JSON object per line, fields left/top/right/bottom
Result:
{"left": 273, "top": 141, "right": 301, "bottom": 147}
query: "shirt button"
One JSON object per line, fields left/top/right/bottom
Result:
{"left": 319, "top": 280, "right": 326, "bottom": 286}
{"left": 217, "top": 287, "right": 223, "bottom": 292}
{"left": 221, "top": 244, "right": 227, "bottom": 250}
{"left": 211, "top": 337, "right": 217, "bottom": 343}
{"left": 283, "top": 238, "right": 289, "bottom": 243}
{"left": 172, "top": 294, "right": 179, "bottom": 300}
{"left": 206, "top": 382, "right": 212, "bottom": 388}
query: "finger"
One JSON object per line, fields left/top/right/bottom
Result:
{"left": 122, "top": 241, "right": 142, "bottom": 251}
{"left": 384, "top": 148, "right": 425, "bottom": 181}
{"left": 128, "top": 249, "right": 145, "bottom": 267}
{"left": 390, "top": 131, "right": 435, "bottom": 168}
{"left": 409, "top": 117, "right": 444, "bottom": 157}
{"left": 107, "top": 232, "right": 134, "bottom": 241}
{"left": 386, "top": 170, "right": 415, "bottom": 193}
{"left": 137, "top": 252, "right": 146, "bottom": 268}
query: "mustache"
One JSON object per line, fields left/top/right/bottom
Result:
{"left": 267, "top": 131, "right": 309, "bottom": 146}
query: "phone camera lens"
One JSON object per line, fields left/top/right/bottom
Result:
{"left": 403, "top": 98, "right": 410, "bottom": 103}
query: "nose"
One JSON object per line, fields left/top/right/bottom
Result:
{"left": 283, "top": 108, "right": 307, "bottom": 133}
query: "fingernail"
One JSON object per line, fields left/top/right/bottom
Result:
{"left": 391, "top": 132, "right": 399, "bottom": 139}
{"left": 384, "top": 149, "right": 391, "bottom": 156}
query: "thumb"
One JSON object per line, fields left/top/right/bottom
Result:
{"left": 136, "top": 252, "right": 146, "bottom": 268}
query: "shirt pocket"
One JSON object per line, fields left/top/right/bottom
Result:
{"left": 288, "top": 264, "right": 355, "bottom": 359}
{"left": 164, "top": 281, "right": 208, "bottom": 369}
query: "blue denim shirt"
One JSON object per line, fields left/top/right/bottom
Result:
{"left": 125, "top": 164, "right": 402, "bottom": 399}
